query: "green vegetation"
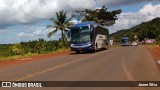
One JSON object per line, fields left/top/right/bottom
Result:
{"left": 110, "top": 18, "right": 160, "bottom": 44}
{"left": 0, "top": 39, "right": 69, "bottom": 61}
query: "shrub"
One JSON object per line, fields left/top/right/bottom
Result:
{"left": 156, "top": 35, "right": 160, "bottom": 41}
{"left": 10, "top": 44, "right": 24, "bottom": 55}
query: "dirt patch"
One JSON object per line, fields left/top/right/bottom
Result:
{"left": 146, "top": 45, "right": 160, "bottom": 70}
{"left": 0, "top": 50, "right": 71, "bottom": 68}
{"left": 150, "top": 46, "right": 160, "bottom": 60}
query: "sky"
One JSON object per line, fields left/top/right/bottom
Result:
{"left": 0, "top": 0, "right": 160, "bottom": 44}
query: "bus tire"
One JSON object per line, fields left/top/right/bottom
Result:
{"left": 91, "top": 49, "right": 96, "bottom": 53}
{"left": 91, "top": 44, "right": 97, "bottom": 53}
{"left": 105, "top": 46, "right": 109, "bottom": 50}
{"left": 76, "top": 51, "right": 80, "bottom": 54}
{"left": 102, "top": 47, "right": 107, "bottom": 50}
{"left": 95, "top": 43, "right": 98, "bottom": 52}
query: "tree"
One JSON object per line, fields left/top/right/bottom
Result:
{"left": 10, "top": 44, "right": 24, "bottom": 55}
{"left": 96, "top": 6, "right": 121, "bottom": 25}
{"left": 113, "top": 35, "right": 121, "bottom": 44}
{"left": 72, "top": 6, "right": 122, "bottom": 26}
{"left": 123, "top": 32, "right": 137, "bottom": 41}
{"left": 47, "top": 10, "right": 73, "bottom": 47}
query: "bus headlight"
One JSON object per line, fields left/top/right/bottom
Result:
{"left": 82, "top": 43, "right": 91, "bottom": 47}
{"left": 70, "top": 44, "right": 74, "bottom": 47}
{"left": 87, "top": 43, "right": 91, "bottom": 46}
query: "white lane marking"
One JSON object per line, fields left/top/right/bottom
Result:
{"left": 157, "top": 60, "right": 160, "bottom": 64}
{"left": 121, "top": 54, "right": 135, "bottom": 81}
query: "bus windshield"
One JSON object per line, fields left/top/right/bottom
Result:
{"left": 70, "top": 26, "right": 91, "bottom": 43}
{"left": 121, "top": 37, "right": 130, "bottom": 46}
{"left": 122, "top": 39, "right": 128, "bottom": 43}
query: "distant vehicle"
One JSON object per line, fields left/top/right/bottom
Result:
{"left": 145, "top": 39, "right": 156, "bottom": 44}
{"left": 131, "top": 41, "right": 138, "bottom": 46}
{"left": 121, "top": 37, "right": 130, "bottom": 46}
{"left": 69, "top": 21, "right": 109, "bottom": 53}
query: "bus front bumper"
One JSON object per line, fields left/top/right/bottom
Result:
{"left": 70, "top": 43, "right": 93, "bottom": 51}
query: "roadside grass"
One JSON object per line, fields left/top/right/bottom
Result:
{"left": 0, "top": 45, "right": 121, "bottom": 62}
{"left": 145, "top": 44, "right": 159, "bottom": 51}
{"left": 0, "top": 48, "right": 70, "bottom": 62}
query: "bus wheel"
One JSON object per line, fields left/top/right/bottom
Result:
{"left": 94, "top": 43, "right": 98, "bottom": 52}
{"left": 105, "top": 46, "right": 109, "bottom": 50}
{"left": 102, "top": 47, "right": 107, "bottom": 50}
{"left": 76, "top": 51, "right": 80, "bottom": 54}
{"left": 91, "top": 49, "right": 96, "bottom": 53}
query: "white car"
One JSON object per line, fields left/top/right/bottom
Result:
{"left": 131, "top": 41, "right": 138, "bottom": 46}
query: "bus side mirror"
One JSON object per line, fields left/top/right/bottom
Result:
{"left": 90, "top": 27, "right": 94, "bottom": 39}
{"left": 67, "top": 30, "right": 71, "bottom": 38}
{"left": 67, "top": 30, "right": 71, "bottom": 41}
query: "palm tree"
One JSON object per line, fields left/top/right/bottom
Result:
{"left": 47, "top": 10, "right": 72, "bottom": 47}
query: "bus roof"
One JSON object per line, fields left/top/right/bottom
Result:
{"left": 71, "top": 21, "right": 97, "bottom": 28}
{"left": 122, "top": 37, "right": 129, "bottom": 39}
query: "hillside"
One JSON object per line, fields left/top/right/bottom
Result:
{"left": 110, "top": 17, "right": 160, "bottom": 42}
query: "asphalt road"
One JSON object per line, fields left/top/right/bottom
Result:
{"left": 0, "top": 46, "right": 160, "bottom": 90}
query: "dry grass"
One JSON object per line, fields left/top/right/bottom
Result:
{"left": 145, "top": 44, "right": 159, "bottom": 51}
{"left": 0, "top": 49, "right": 70, "bottom": 62}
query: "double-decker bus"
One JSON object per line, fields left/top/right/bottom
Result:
{"left": 69, "top": 22, "right": 109, "bottom": 53}
{"left": 121, "top": 37, "right": 130, "bottom": 46}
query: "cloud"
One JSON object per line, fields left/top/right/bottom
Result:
{"left": 0, "top": 0, "right": 58, "bottom": 28}
{"left": 16, "top": 28, "right": 45, "bottom": 38}
{"left": 33, "top": 29, "right": 43, "bottom": 36}
{"left": 98, "top": 0, "right": 160, "bottom": 8}
{"left": 16, "top": 32, "right": 33, "bottom": 37}
{"left": 0, "top": 0, "right": 158, "bottom": 29}
{"left": 0, "top": 24, "right": 62, "bottom": 44}
{"left": 0, "top": 0, "right": 96, "bottom": 29}
{"left": 16, "top": 32, "right": 25, "bottom": 37}
{"left": 108, "top": 3, "right": 160, "bottom": 33}
{"left": 16, "top": 26, "right": 61, "bottom": 42}
{"left": 98, "top": 0, "right": 144, "bottom": 7}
